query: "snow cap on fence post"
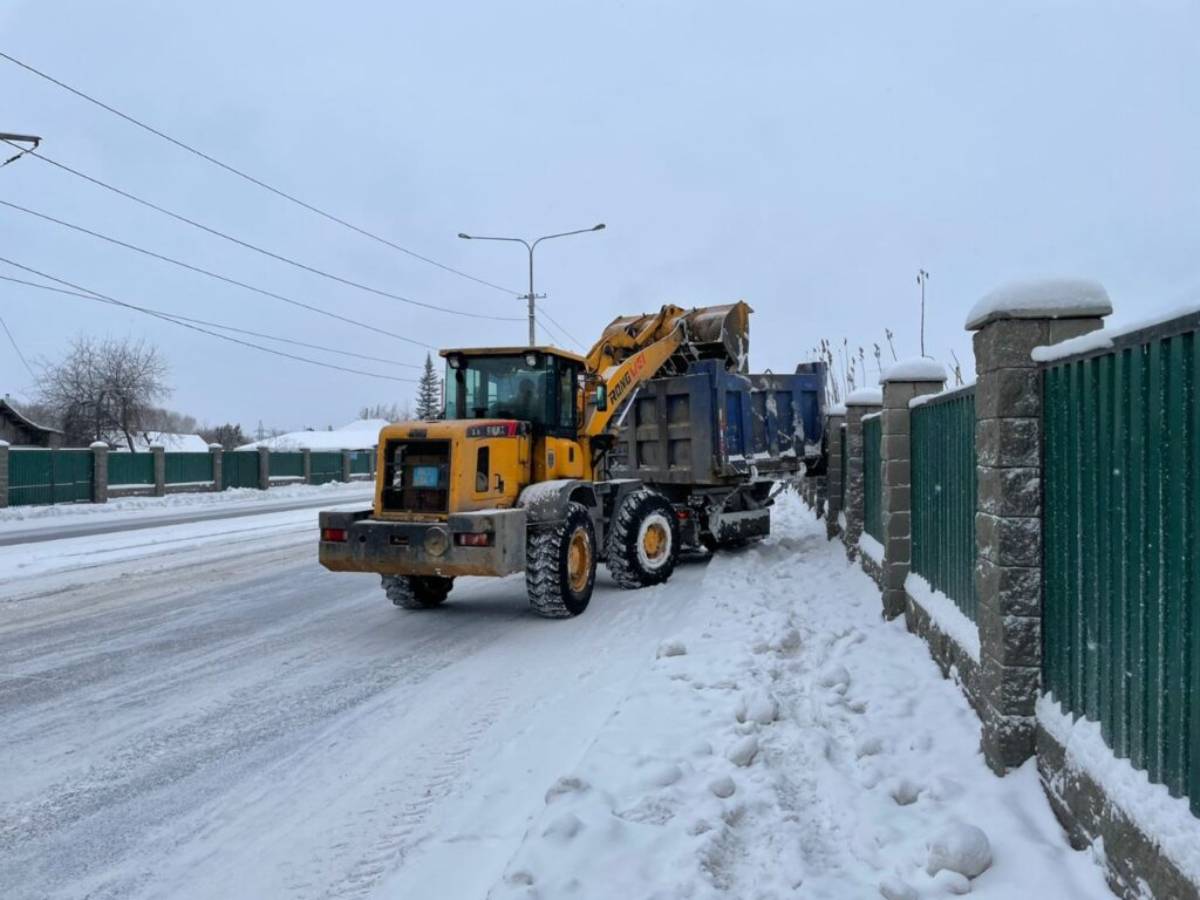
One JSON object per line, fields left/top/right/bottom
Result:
{"left": 842, "top": 389, "right": 883, "bottom": 560}
{"left": 89, "top": 441, "right": 109, "bottom": 504}
{"left": 878, "top": 360, "right": 946, "bottom": 620}
{"left": 968, "top": 277, "right": 1111, "bottom": 774}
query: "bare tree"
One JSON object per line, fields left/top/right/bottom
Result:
{"left": 198, "top": 422, "right": 247, "bottom": 451}
{"left": 37, "top": 336, "right": 171, "bottom": 449}
{"left": 358, "top": 402, "right": 411, "bottom": 421}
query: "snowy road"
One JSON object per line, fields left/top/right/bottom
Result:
{"left": 0, "top": 494, "right": 1111, "bottom": 899}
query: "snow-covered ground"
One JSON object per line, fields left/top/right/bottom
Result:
{"left": 0, "top": 492, "right": 1110, "bottom": 899}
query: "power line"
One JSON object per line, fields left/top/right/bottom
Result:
{"left": 0, "top": 312, "right": 36, "bottom": 378}
{"left": 0, "top": 273, "right": 420, "bottom": 369}
{"left": 0, "top": 51, "right": 518, "bottom": 295}
{"left": 536, "top": 303, "right": 585, "bottom": 351}
{"left": 0, "top": 259, "right": 419, "bottom": 383}
{"left": 1, "top": 140, "right": 521, "bottom": 322}
{"left": 0, "top": 199, "right": 436, "bottom": 349}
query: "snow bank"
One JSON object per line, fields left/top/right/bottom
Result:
{"left": 486, "top": 493, "right": 1109, "bottom": 899}
{"left": 965, "top": 278, "right": 1112, "bottom": 330}
{"left": 881, "top": 357, "right": 947, "bottom": 383}
{"left": 1031, "top": 303, "right": 1200, "bottom": 363}
{"left": 1037, "top": 695, "right": 1200, "bottom": 885}
{"left": 905, "top": 573, "right": 981, "bottom": 663}
{"left": 238, "top": 418, "right": 389, "bottom": 451}
{"left": 845, "top": 387, "right": 883, "bottom": 406}
{"left": 859, "top": 533, "right": 885, "bottom": 565}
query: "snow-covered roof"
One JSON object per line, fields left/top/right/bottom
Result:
{"left": 965, "top": 278, "right": 1112, "bottom": 330}
{"left": 114, "top": 432, "right": 210, "bottom": 453}
{"left": 844, "top": 387, "right": 883, "bottom": 407}
{"left": 880, "top": 357, "right": 947, "bottom": 383}
{"left": 237, "top": 418, "right": 389, "bottom": 452}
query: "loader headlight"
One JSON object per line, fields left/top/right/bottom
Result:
{"left": 424, "top": 526, "right": 450, "bottom": 557}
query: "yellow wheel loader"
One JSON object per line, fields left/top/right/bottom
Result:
{"left": 318, "top": 302, "right": 826, "bottom": 617}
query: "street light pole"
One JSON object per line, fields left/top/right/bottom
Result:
{"left": 459, "top": 223, "right": 606, "bottom": 346}
{"left": 916, "top": 268, "right": 930, "bottom": 357}
{"left": 0, "top": 132, "right": 41, "bottom": 168}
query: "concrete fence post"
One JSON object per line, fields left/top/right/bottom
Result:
{"left": 90, "top": 441, "right": 108, "bottom": 504}
{"left": 0, "top": 440, "right": 9, "bottom": 508}
{"left": 340, "top": 449, "right": 352, "bottom": 483}
{"left": 150, "top": 445, "right": 166, "bottom": 497}
{"left": 824, "top": 410, "right": 846, "bottom": 539}
{"left": 302, "top": 448, "right": 313, "bottom": 484}
{"left": 968, "top": 292, "right": 1110, "bottom": 773}
{"left": 880, "top": 364, "right": 947, "bottom": 620}
{"left": 257, "top": 446, "right": 270, "bottom": 491}
{"left": 208, "top": 444, "right": 223, "bottom": 492}
{"left": 842, "top": 390, "right": 882, "bottom": 553}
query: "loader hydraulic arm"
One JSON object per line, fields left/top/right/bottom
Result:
{"left": 582, "top": 321, "right": 686, "bottom": 436}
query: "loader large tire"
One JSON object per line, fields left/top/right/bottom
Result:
{"left": 383, "top": 574, "right": 453, "bottom": 609}
{"left": 606, "top": 489, "right": 680, "bottom": 589}
{"left": 525, "top": 501, "right": 597, "bottom": 618}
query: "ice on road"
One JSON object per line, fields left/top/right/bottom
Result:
{"left": 0, "top": 493, "right": 1109, "bottom": 899}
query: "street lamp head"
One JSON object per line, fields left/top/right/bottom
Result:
{"left": 457, "top": 233, "right": 472, "bottom": 240}
{"left": 592, "top": 223, "right": 606, "bottom": 231}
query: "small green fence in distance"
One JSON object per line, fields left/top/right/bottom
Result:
{"left": 107, "top": 452, "right": 155, "bottom": 486}
{"left": 863, "top": 415, "right": 883, "bottom": 544}
{"left": 350, "top": 450, "right": 372, "bottom": 475}
{"left": 268, "top": 451, "right": 304, "bottom": 479}
{"left": 8, "top": 448, "right": 94, "bottom": 505}
{"left": 310, "top": 451, "right": 344, "bottom": 485}
{"left": 222, "top": 450, "right": 261, "bottom": 490}
{"left": 165, "top": 452, "right": 213, "bottom": 485}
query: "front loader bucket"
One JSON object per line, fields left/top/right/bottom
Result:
{"left": 588, "top": 301, "right": 752, "bottom": 375}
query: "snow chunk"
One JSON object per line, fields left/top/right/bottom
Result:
{"left": 735, "top": 691, "right": 779, "bottom": 725}
{"left": 878, "top": 875, "right": 918, "bottom": 900}
{"left": 905, "top": 574, "right": 981, "bottom": 663}
{"left": 542, "top": 812, "right": 585, "bottom": 841}
{"left": 726, "top": 735, "right": 759, "bottom": 767}
{"left": 926, "top": 823, "right": 992, "bottom": 878}
{"left": 845, "top": 387, "right": 883, "bottom": 407}
{"left": 880, "top": 357, "right": 946, "bottom": 384}
{"left": 817, "top": 663, "right": 851, "bottom": 690}
{"left": 544, "top": 776, "right": 590, "bottom": 804}
{"left": 656, "top": 639, "right": 687, "bottom": 659}
{"left": 708, "top": 775, "right": 736, "bottom": 798}
{"left": 965, "top": 278, "right": 1112, "bottom": 330}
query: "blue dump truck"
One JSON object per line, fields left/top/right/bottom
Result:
{"left": 607, "top": 358, "right": 826, "bottom": 552}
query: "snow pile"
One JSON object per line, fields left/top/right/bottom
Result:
{"left": 881, "top": 358, "right": 947, "bottom": 383}
{"left": 1037, "top": 695, "right": 1200, "bottom": 885}
{"left": 237, "top": 418, "right": 389, "bottom": 451}
{"left": 905, "top": 573, "right": 981, "bottom": 663}
{"left": 1031, "top": 303, "right": 1200, "bottom": 363}
{"left": 965, "top": 279, "right": 1112, "bottom": 330}
{"left": 488, "top": 494, "right": 1110, "bottom": 899}
{"left": 845, "top": 387, "right": 883, "bottom": 406}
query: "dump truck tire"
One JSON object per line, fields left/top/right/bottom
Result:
{"left": 526, "top": 501, "right": 596, "bottom": 618}
{"left": 607, "top": 489, "right": 680, "bottom": 589}
{"left": 383, "top": 575, "right": 453, "bottom": 609}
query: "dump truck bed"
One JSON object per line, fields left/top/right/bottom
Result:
{"left": 609, "top": 360, "right": 826, "bottom": 485}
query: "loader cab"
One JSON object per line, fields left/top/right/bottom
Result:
{"left": 442, "top": 347, "right": 584, "bottom": 438}
{"left": 442, "top": 346, "right": 590, "bottom": 482}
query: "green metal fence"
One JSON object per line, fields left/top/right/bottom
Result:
{"left": 350, "top": 449, "right": 372, "bottom": 475}
{"left": 863, "top": 415, "right": 883, "bottom": 543}
{"left": 8, "top": 449, "right": 94, "bottom": 505}
{"left": 911, "top": 388, "right": 978, "bottom": 620}
{"left": 839, "top": 423, "right": 847, "bottom": 511}
{"left": 268, "top": 451, "right": 304, "bottom": 479}
{"left": 165, "top": 452, "right": 213, "bottom": 484}
{"left": 310, "top": 451, "right": 344, "bottom": 485}
{"left": 108, "top": 452, "right": 154, "bottom": 486}
{"left": 222, "top": 450, "right": 261, "bottom": 490}
{"left": 1043, "top": 314, "right": 1200, "bottom": 815}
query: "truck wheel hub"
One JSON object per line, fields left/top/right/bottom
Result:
{"left": 567, "top": 528, "right": 592, "bottom": 593}
{"left": 637, "top": 514, "right": 672, "bottom": 570}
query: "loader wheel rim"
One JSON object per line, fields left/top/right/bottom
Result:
{"left": 636, "top": 513, "right": 673, "bottom": 571}
{"left": 567, "top": 528, "right": 592, "bottom": 593}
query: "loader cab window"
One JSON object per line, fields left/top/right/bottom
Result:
{"left": 445, "top": 353, "right": 580, "bottom": 436}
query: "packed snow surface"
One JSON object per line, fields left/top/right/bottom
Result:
{"left": 1031, "top": 302, "right": 1200, "bottom": 363}
{"left": 881, "top": 357, "right": 947, "bottom": 383}
{"left": 965, "top": 278, "right": 1112, "bottom": 329}
{"left": 0, "top": 492, "right": 1111, "bottom": 899}
{"left": 845, "top": 387, "right": 883, "bottom": 406}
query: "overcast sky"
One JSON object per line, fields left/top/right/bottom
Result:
{"left": 3, "top": 1, "right": 1198, "bottom": 432}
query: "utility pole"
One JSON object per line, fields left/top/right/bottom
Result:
{"left": 458, "top": 224, "right": 606, "bottom": 346}
{"left": 0, "top": 132, "right": 41, "bottom": 168}
{"left": 916, "top": 269, "right": 930, "bottom": 357}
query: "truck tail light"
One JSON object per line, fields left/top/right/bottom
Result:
{"left": 455, "top": 532, "right": 493, "bottom": 547}
{"left": 322, "top": 527, "right": 348, "bottom": 543}
{"left": 675, "top": 509, "right": 691, "bottom": 520}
